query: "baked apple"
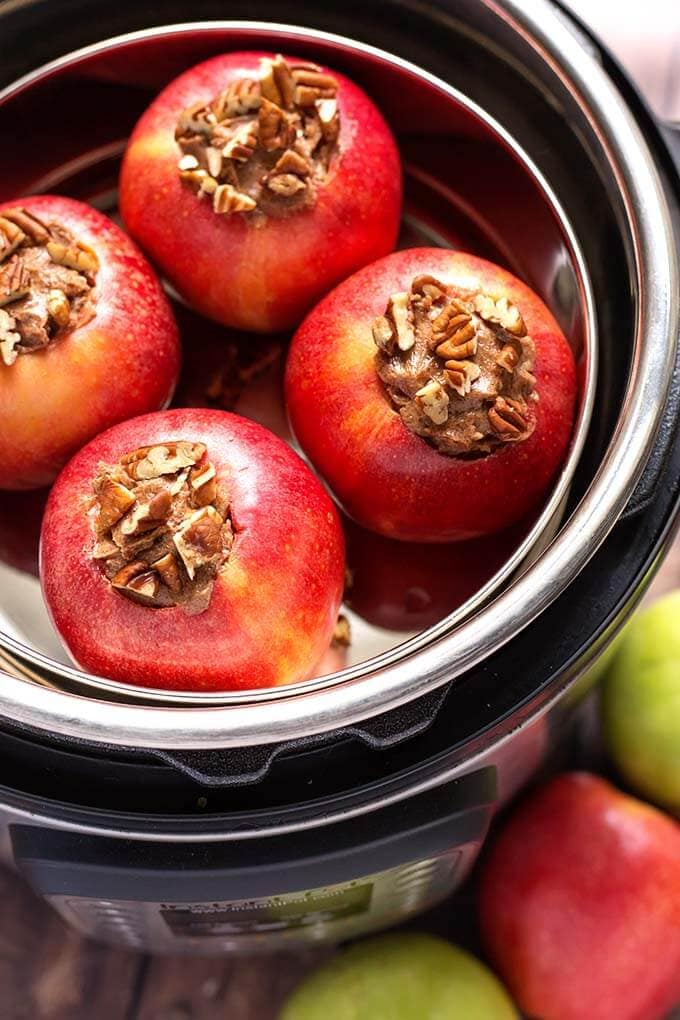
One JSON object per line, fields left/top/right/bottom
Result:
{"left": 286, "top": 248, "right": 577, "bottom": 541}
{"left": 119, "top": 51, "right": 401, "bottom": 333}
{"left": 0, "top": 196, "right": 180, "bottom": 490}
{"left": 40, "top": 408, "right": 345, "bottom": 691}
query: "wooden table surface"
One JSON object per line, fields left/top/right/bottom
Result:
{"left": 0, "top": 537, "right": 677, "bottom": 1020}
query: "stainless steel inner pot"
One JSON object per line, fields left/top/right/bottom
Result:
{"left": 0, "top": 1, "right": 676, "bottom": 750}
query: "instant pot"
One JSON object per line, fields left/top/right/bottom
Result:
{"left": 0, "top": 0, "right": 678, "bottom": 954}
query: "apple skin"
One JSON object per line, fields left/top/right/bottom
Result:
{"left": 0, "top": 487, "right": 48, "bottom": 576}
{"left": 285, "top": 247, "right": 576, "bottom": 541}
{"left": 0, "top": 195, "right": 180, "bottom": 491}
{"left": 479, "top": 772, "right": 680, "bottom": 1020}
{"left": 282, "top": 934, "right": 518, "bottom": 1019}
{"left": 40, "top": 408, "right": 345, "bottom": 691}
{"left": 119, "top": 51, "right": 402, "bottom": 334}
{"left": 344, "top": 516, "right": 526, "bottom": 631}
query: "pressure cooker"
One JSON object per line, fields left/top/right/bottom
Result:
{"left": 0, "top": 0, "right": 678, "bottom": 954}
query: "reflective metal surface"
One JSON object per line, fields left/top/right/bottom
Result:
{"left": 0, "top": 0, "right": 676, "bottom": 750}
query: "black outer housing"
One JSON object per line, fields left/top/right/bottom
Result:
{"left": 0, "top": 0, "right": 678, "bottom": 849}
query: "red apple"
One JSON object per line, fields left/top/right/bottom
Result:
{"left": 0, "top": 487, "right": 48, "bottom": 576}
{"left": 286, "top": 247, "right": 576, "bottom": 541}
{"left": 479, "top": 772, "right": 680, "bottom": 1020}
{"left": 0, "top": 196, "right": 180, "bottom": 490}
{"left": 40, "top": 408, "right": 345, "bottom": 691}
{"left": 344, "top": 516, "right": 525, "bottom": 631}
{"left": 119, "top": 51, "right": 401, "bottom": 333}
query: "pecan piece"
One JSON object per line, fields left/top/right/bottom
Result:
{"left": 444, "top": 360, "right": 481, "bottom": 398}
{"left": 272, "top": 148, "right": 310, "bottom": 177}
{"left": 47, "top": 289, "right": 71, "bottom": 328}
{"left": 215, "top": 78, "right": 261, "bottom": 119}
{"left": 173, "top": 506, "right": 224, "bottom": 580}
{"left": 473, "top": 293, "right": 526, "bottom": 337}
{"left": 92, "top": 537, "right": 119, "bottom": 561}
{"left": 0, "top": 217, "right": 26, "bottom": 263}
{"left": 488, "top": 396, "right": 529, "bottom": 438}
{"left": 259, "top": 55, "right": 296, "bottom": 109}
{"left": 0, "top": 258, "right": 30, "bottom": 307}
{"left": 414, "top": 379, "right": 450, "bottom": 425}
{"left": 292, "top": 68, "right": 338, "bottom": 107}
{"left": 387, "top": 292, "right": 415, "bottom": 352}
{"left": 496, "top": 342, "right": 519, "bottom": 373}
{"left": 152, "top": 552, "right": 183, "bottom": 595}
{"left": 119, "top": 490, "right": 172, "bottom": 537}
{"left": 266, "top": 174, "right": 307, "bottom": 197}
{"left": 95, "top": 476, "right": 136, "bottom": 532}
{"left": 332, "top": 614, "right": 351, "bottom": 647}
{"left": 47, "top": 240, "right": 99, "bottom": 275}
{"left": 190, "top": 462, "right": 218, "bottom": 508}
{"left": 435, "top": 336, "right": 478, "bottom": 361}
{"left": 222, "top": 122, "right": 259, "bottom": 163}
{"left": 258, "top": 97, "right": 296, "bottom": 151}
{"left": 177, "top": 102, "right": 215, "bottom": 137}
{"left": 0, "top": 308, "right": 20, "bottom": 366}
{"left": 213, "top": 184, "right": 257, "bottom": 215}
{"left": 372, "top": 315, "right": 395, "bottom": 353}
{"left": 1, "top": 207, "right": 50, "bottom": 244}
{"left": 111, "top": 562, "right": 162, "bottom": 606}
{"left": 316, "top": 98, "right": 340, "bottom": 142}
{"left": 431, "top": 302, "right": 476, "bottom": 347}
{"left": 122, "top": 441, "right": 206, "bottom": 481}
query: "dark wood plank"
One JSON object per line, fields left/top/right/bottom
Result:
{"left": 134, "top": 950, "right": 329, "bottom": 1020}
{"left": 0, "top": 867, "right": 140, "bottom": 1019}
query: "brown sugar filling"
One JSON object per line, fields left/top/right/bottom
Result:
{"left": 91, "top": 441, "right": 233, "bottom": 615}
{"left": 373, "top": 275, "right": 537, "bottom": 456}
{"left": 0, "top": 207, "right": 98, "bottom": 368}
{"left": 175, "top": 54, "right": 340, "bottom": 220}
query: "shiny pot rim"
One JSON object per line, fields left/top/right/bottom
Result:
{"left": 0, "top": 3, "right": 675, "bottom": 749}
{"left": 0, "top": 16, "right": 596, "bottom": 704}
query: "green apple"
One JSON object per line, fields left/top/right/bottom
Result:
{"left": 602, "top": 590, "right": 680, "bottom": 812}
{"left": 281, "top": 933, "right": 518, "bottom": 1019}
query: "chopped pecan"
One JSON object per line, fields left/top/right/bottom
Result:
{"left": 47, "top": 289, "right": 71, "bottom": 328}
{"left": 175, "top": 54, "right": 339, "bottom": 219}
{"left": 95, "top": 476, "right": 136, "bottom": 532}
{"left": 316, "top": 98, "right": 340, "bottom": 142}
{"left": 496, "top": 342, "right": 519, "bottom": 373}
{"left": 0, "top": 217, "right": 25, "bottom": 263}
{"left": 473, "top": 293, "right": 526, "bottom": 337}
{"left": 152, "top": 552, "right": 183, "bottom": 595}
{"left": 444, "top": 360, "right": 481, "bottom": 397}
{"left": 258, "top": 98, "right": 296, "bottom": 151}
{"left": 266, "top": 174, "right": 307, "bottom": 197}
{"left": 213, "top": 184, "right": 257, "bottom": 214}
{"left": 47, "top": 240, "right": 99, "bottom": 275}
{"left": 111, "top": 563, "right": 162, "bottom": 606}
{"left": 173, "top": 506, "right": 224, "bottom": 580}
{"left": 0, "top": 308, "right": 20, "bottom": 366}
{"left": 92, "top": 441, "right": 230, "bottom": 614}
{"left": 431, "top": 302, "right": 476, "bottom": 348}
{"left": 415, "top": 379, "right": 450, "bottom": 424}
{"left": 190, "top": 462, "right": 218, "bottom": 507}
{"left": 332, "top": 614, "right": 351, "bottom": 647}
{"left": 488, "top": 396, "right": 529, "bottom": 438}
{"left": 260, "top": 55, "right": 296, "bottom": 109}
{"left": 0, "top": 258, "right": 31, "bottom": 306}
{"left": 272, "top": 148, "right": 310, "bottom": 177}
{"left": 119, "top": 490, "right": 172, "bottom": 537}
{"left": 122, "top": 441, "right": 206, "bottom": 481}
{"left": 1, "top": 207, "right": 50, "bottom": 244}
{"left": 388, "top": 292, "right": 415, "bottom": 352}
{"left": 222, "top": 122, "right": 259, "bottom": 163}
{"left": 215, "top": 78, "right": 261, "bottom": 119}
{"left": 374, "top": 275, "right": 536, "bottom": 457}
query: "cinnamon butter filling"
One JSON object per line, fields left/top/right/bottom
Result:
{"left": 373, "top": 275, "right": 537, "bottom": 456}
{"left": 91, "top": 441, "right": 233, "bottom": 615}
{"left": 175, "top": 54, "right": 340, "bottom": 220}
{"left": 0, "top": 207, "right": 98, "bottom": 368}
